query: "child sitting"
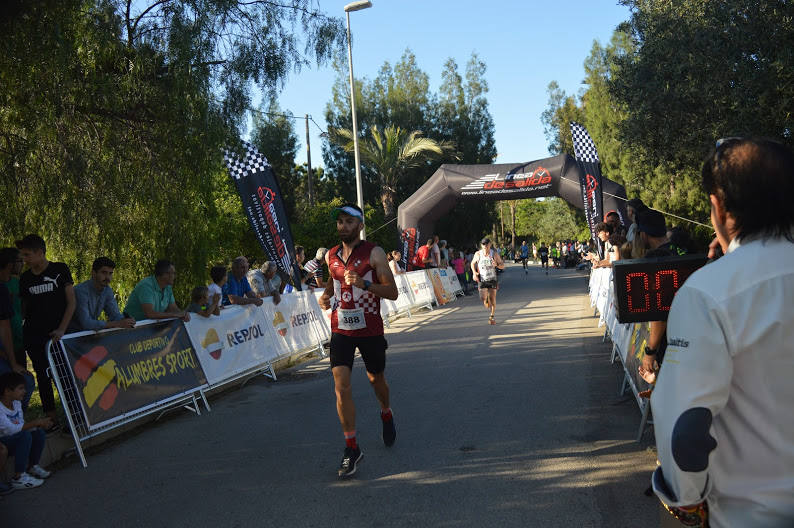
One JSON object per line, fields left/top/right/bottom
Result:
{"left": 0, "top": 372, "right": 53, "bottom": 490}
{"left": 186, "top": 286, "right": 220, "bottom": 318}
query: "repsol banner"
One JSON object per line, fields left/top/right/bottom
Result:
{"left": 313, "top": 290, "right": 333, "bottom": 336}
{"left": 60, "top": 321, "right": 207, "bottom": 430}
{"left": 406, "top": 270, "right": 436, "bottom": 308}
{"left": 261, "top": 291, "right": 327, "bottom": 356}
{"left": 184, "top": 304, "right": 280, "bottom": 386}
{"left": 223, "top": 141, "right": 299, "bottom": 286}
{"left": 382, "top": 274, "right": 414, "bottom": 317}
{"left": 441, "top": 267, "right": 463, "bottom": 295}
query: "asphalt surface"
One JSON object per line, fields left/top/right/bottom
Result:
{"left": 2, "top": 263, "right": 660, "bottom": 527}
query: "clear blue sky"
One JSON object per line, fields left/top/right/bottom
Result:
{"left": 258, "top": 0, "right": 631, "bottom": 168}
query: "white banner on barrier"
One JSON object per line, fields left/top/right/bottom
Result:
{"left": 426, "top": 268, "right": 454, "bottom": 305}
{"left": 184, "top": 304, "right": 281, "bottom": 386}
{"left": 306, "top": 292, "right": 332, "bottom": 344}
{"left": 406, "top": 270, "right": 436, "bottom": 308}
{"left": 442, "top": 267, "right": 463, "bottom": 295}
{"left": 261, "top": 291, "right": 325, "bottom": 356}
{"left": 394, "top": 274, "right": 415, "bottom": 312}
{"left": 313, "top": 290, "right": 333, "bottom": 335}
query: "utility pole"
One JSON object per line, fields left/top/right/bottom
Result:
{"left": 305, "top": 114, "right": 314, "bottom": 206}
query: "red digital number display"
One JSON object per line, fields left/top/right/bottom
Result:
{"left": 625, "top": 269, "right": 681, "bottom": 313}
{"left": 613, "top": 255, "right": 707, "bottom": 323}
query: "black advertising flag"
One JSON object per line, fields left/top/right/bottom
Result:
{"left": 60, "top": 321, "right": 207, "bottom": 429}
{"left": 223, "top": 141, "right": 300, "bottom": 288}
{"left": 401, "top": 227, "right": 421, "bottom": 271}
{"left": 570, "top": 122, "right": 605, "bottom": 257}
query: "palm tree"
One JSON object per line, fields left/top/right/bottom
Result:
{"left": 331, "top": 125, "right": 457, "bottom": 219}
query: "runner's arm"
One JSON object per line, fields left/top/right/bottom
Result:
{"left": 470, "top": 253, "right": 480, "bottom": 280}
{"left": 350, "top": 246, "right": 397, "bottom": 300}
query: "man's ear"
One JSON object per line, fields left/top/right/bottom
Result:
{"left": 709, "top": 194, "right": 727, "bottom": 225}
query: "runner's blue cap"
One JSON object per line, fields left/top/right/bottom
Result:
{"left": 332, "top": 205, "right": 364, "bottom": 221}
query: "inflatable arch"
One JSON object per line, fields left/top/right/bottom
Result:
{"left": 396, "top": 154, "right": 627, "bottom": 263}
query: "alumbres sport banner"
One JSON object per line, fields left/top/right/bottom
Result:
{"left": 60, "top": 321, "right": 207, "bottom": 429}
{"left": 223, "top": 141, "right": 299, "bottom": 286}
{"left": 570, "top": 122, "right": 605, "bottom": 258}
{"left": 184, "top": 304, "right": 281, "bottom": 386}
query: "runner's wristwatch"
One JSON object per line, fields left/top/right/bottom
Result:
{"left": 363, "top": 280, "right": 372, "bottom": 291}
{"left": 644, "top": 346, "right": 657, "bottom": 357}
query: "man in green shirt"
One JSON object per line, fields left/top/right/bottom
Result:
{"left": 124, "top": 260, "right": 190, "bottom": 322}
{"left": 0, "top": 248, "right": 24, "bottom": 364}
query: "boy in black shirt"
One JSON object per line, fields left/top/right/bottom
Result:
{"left": 16, "top": 235, "right": 75, "bottom": 426}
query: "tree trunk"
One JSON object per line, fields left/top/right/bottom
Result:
{"left": 509, "top": 201, "right": 517, "bottom": 251}
{"left": 499, "top": 202, "right": 504, "bottom": 243}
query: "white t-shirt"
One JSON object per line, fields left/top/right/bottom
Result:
{"left": 431, "top": 244, "right": 441, "bottom": 266}
{"left": 207, "top": 283, "right": 223, "bottom": 303}
{"left": 477, "top": 249, "right": 498, "bottom": 282}
{"left": 0, "top": 399, "right": 23, "bottom": 437}
{"left": 389, "top": 260, "right": 404, "bottom": 275}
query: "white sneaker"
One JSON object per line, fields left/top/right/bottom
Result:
{"left": 28, "top": 465, "right": 51, "bottom": 479}
{"left": 11, "top": 473, "right": 44, "bottom": 489}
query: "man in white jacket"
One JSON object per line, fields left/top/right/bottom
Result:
{"left": 651, "top": 138, "right": 794, "bottom": 527}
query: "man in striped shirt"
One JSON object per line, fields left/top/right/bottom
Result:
{"left": 303, "top": 248, "right": 327, "bottom": 288}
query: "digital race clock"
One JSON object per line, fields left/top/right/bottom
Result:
{"left": 612, "top": 254, "right": 708, "bottom": 323}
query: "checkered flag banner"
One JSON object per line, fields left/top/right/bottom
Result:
{"left": 569, "top": 122, "right": 605, "bottom": 257}
{"left": 570, "top": 122, "right": 600, "bottom": 163}
{"left": 223, "top": 141, "right": 271, "bottom": 180}
{"left": 222, "top": 140, "right": 300, "bottom": 289}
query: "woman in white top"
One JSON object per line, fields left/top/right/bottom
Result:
{"left": 470, "top": 237, "right": 505, "bottom": 325}
{"left": 388, "top": 250, "right": 405, "bottom": 275}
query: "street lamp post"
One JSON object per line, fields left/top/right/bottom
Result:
{"left": 344, "top": 0, "right": 372, "bottom": 240}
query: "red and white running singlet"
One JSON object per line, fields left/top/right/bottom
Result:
{"left": 328, "top": 241, "right": 383, "bottom": 337}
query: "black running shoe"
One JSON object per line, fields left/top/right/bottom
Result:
{"left": 338, "top": 446, "right": 363, "bottom": 478}
{"left": 382, "top": 415, "right": 396, "bottom": 447}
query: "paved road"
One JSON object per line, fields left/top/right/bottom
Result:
{"left": 3, "top": 264, "right": 660, "bottom": 527}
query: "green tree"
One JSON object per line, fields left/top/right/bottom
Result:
{"left": 323, "top": 50, "right": 498, "bottom": 246}
{"left": 330, "top": 125, "right": 457, "bottom": 219}
{"left": 515, "top": 198, "right": 589, "bottom": 244}
{"left": 323, "top": 50, "right": 435, "bottom": 207}
{"left": 432, "top": 54, "right": 498, "bottom": 247}
{"left": 250, "top": 101, "right": 302, "bottom": 219}
{"left": 541, "top": 81, "right": 586, "bottom": 156}
{"left": 0, "top": 0, "right": 347, "bottom": 304}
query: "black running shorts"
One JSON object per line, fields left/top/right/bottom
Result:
{"left": 478, "top": 280, "right": 498, "bottom": 290}
{"left": 330, "top": 333, "right": 388, "bottom": 374}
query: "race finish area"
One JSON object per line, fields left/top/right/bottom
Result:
{"left": 5, "top": 263, "right": 658, "bottom": 527}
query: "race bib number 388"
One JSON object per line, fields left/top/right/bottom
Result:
{"left": 338, "top": 307, "right": 366, "bottom": 331}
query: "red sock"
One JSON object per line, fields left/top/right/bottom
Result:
{"left": 344, "top": 431, "right": 357, "bottom": 449}
{"left": 381, "top": 408, "right": 393, "bottom": 421}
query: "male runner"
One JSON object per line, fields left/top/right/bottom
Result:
{"left": 318, "top": 204, "right": 398, "bottom": 478}
{"left": 471, "top": 238, "right": 504, "bottom": 325}
{"left": 538, "top": 242, "right": 550, "bottom": 274}
{"left": 519, "top": 241, "right": 529, "bottom": 274}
